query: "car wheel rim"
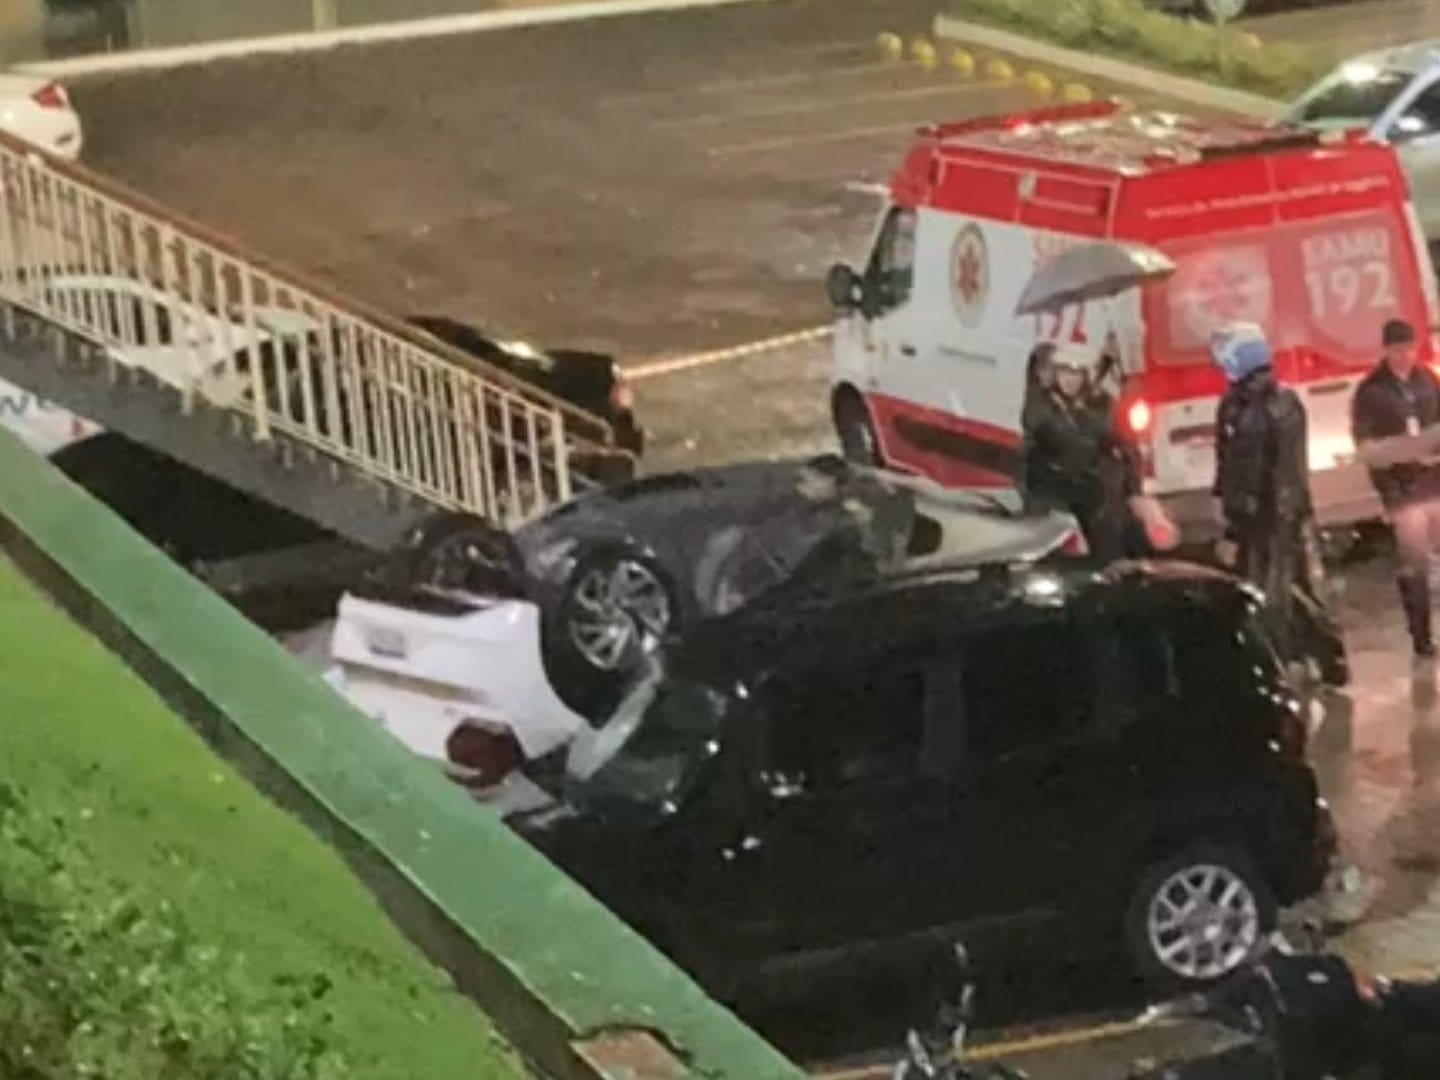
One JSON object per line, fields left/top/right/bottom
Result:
{"left": 569, "top": 559, "right": 670, "bottom": 672}
{"left": 1147, "top": 863, "right": 1259, "bottom": 982}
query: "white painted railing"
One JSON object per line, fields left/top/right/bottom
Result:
{"left": 0, "top": 130, "right": 617, "bottom": 524}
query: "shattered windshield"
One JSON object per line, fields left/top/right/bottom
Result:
{"left": 696, "top": 466, "right": 1041, "bottom": 615}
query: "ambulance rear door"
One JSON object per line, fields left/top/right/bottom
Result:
{"left": 1130, "top": 142, "right": 1434, "bottom": 496}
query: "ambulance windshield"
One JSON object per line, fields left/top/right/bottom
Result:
{"left": 1293, "top": 67, "right": 1410, "bottom": 128}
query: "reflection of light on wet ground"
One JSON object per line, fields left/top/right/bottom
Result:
{"left": 1315, "top": 560, "right": 1440, "bottom": 976}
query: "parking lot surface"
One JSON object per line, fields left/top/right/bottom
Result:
{"left": 1252, "top": 0, "right": 1440, "bottom": 55}
{"left": 64, "top": 0, "right": 1440, "bottom": 1069}
{"left": 72, "top": 0, "right": 1171, "bottom": 471}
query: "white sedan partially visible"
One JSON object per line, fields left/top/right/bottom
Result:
{"left": 0, "top": 72, "right": 81, "bottom": 161}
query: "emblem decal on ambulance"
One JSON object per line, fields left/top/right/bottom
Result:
{"left": 952, "top": 222, "right": 989, "bottom": 329}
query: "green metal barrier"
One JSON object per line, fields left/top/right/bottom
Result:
{"left": 0, "top": 424, "right": 806, "bottom": 1080}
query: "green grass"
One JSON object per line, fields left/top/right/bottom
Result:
{"left": 951, "top": 0, "right": 1335, "bottom": 99}
{"left": 0, "top": 554, "right": 525, "bottom": 1080}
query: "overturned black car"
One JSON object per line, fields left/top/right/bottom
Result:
{"left": 365, "top": 455, "right": 1083, "bottom": 715}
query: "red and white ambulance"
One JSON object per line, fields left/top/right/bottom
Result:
{"left": 827, "top": 100, "right": 1440, "bottom": 532}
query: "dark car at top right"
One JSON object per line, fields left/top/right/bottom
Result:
{"left": 1142, "top": 0, "right": 1329, "bottom": 19}
{"left": 405, "top": 313, "right": 644, "bottom": 458}
{"left": 512, "top": 558, "right": 1338, "bottom": 1024}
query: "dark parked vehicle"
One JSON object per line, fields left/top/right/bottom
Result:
{"left": 406, "top": 456, "right": 1081, "bottom": 712}
{"left": 43, "top": 0, "right": 132, "bottom": 58}
{"left": 406, "top": 314, "right": 644, "bottom": 457}
{"left": 512, "top": 559, "right": 1336, "bottom": 1017}
{"left": 1142, "top": 0, "right": 1328, "bottom": 19}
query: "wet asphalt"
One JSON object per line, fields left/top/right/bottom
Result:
{"left": 58, "top": 0, "right": 1440, "bottom": 1072}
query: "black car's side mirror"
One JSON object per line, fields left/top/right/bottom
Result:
{"left": 826, "top": 262, "right": 863, "bottom": 312}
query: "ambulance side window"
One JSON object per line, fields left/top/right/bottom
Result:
{"left": 1391, "top": 81, "right": 1440, "bottom": 143}
{"left": 864, "top": 207, "right": 917, "bottom": 314}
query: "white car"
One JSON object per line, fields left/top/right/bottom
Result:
{"left": 0, "top": 73, "right": 81, "bottom": 161}
{"left": 0, "top": 273, "right": 317, "bottom": 457}
{"left": 1284, "top": 40, "right": 1440, "bottom": 241}
{"left": 326, "top": 592, "right": 587, "bottom": 774}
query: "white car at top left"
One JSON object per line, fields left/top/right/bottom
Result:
{"left": 0, "top": 72, "right": 81, "bottom": 160}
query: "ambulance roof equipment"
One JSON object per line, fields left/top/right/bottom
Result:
{"left": 917, "top": 100, "right": 1351, "bottom": 178}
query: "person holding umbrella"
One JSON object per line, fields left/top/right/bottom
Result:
{"left": 1019, "top": 342, "right": 1143, "bottom": 562}
{"left": 1013, "top": 242, "right": 1182, "bottom": 560}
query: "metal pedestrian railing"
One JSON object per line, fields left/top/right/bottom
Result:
{"left": 0, "top": 129, "right": 616, "bottom": 525}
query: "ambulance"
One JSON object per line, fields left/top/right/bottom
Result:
{"left": 826, "top": 100, "right": 1440, "bottom": 534}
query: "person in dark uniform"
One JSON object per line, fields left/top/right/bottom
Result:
{"left": 1352, "top": 318, "right": 1440, "bottom": 659}
{"left": 1210, "top": 322, "right": 1345, "bottom": 681}
{"left": 1019, "top": 342, "right": 1139, "bottom": 563}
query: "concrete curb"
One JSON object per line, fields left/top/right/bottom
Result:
{"left": 932, "top": 14, "right": 1282, "bottom": 119}
{"left": 18, "top": 0, "right": 774, "bottom": 78}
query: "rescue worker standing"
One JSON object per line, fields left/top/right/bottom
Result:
{"left": 1352, "top": 318, "right": 1440, "bottom": 658}
{"left": 1020, "top": 343, "right": 1138, "bottom": 563}
{"left": 1210, "top": 322, "right": 1338, "bottom": 673}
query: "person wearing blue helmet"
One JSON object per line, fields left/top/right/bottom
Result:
{"left": 1211, "top": 322, "right": 1344, "bottom": 683}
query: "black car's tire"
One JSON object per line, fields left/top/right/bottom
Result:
{"left": 377, "top": 511, "right": 527, "bottom": 598}
{"left": 833, "top": 388, "right": 883, "bottom": 467}
{"left": 1125, "top": 843, "right": 1276, "bottom": 989}
{"left": 546, "top": 545, "right": 679, "bottom": 714}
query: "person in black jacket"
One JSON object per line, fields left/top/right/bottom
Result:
{"left": 1211, "top": 322, "right": 1344, "bottom": 679}
{"left": 1020, "top": 342, "right": 1138, "bottom": 563}
{"left": 1351, "top": 318, "right": 1440, "bottom": 658}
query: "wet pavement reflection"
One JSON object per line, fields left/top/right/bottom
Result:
{"left": 1320, "top": 556, "right": 1440, "bottom": 980}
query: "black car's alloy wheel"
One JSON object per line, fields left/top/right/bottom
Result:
{"left": 1126, "top": 844, "right": 1275, "bottom": 987}
{"left": 563, "top": 551, "right": 673, "bottom": 673}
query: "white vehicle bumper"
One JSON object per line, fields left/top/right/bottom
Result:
{"left": 327, "top": 593, "right": 586, "bottom": 762}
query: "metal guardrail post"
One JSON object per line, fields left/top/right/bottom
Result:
{"left": 552, "top": 406, "right": 571, "bottom": 503}
{"left": 237, "top": 267, "right": 270, "bottom": 441}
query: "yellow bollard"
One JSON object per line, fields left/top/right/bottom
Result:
{"left": 949, "top": 47, "right": 976, "bottom": 77}
{"left": 1021, "top": 70, "right": 1054, "bottom": 98}
{"left": 876, "top": 31, "right": 903, "bottom": 62}
{"left": 983, "top": 57, "right": 1015, "bottom": 83}
{"left": 910, "top": 37, "right": 938, "bottom": 70}
{"left": 1060, "top": 82, "right": 1093, "bottom": 103}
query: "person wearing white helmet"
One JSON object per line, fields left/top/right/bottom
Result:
{"left": 1210, "top": 321, "right": 1346, "bottom": 684}
{"left": 1019, "top": 341, "right": 1139, "bottom": 562}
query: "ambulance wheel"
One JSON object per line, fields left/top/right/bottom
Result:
{"left": 833, "top": 389, "right": 883, "bottom": 467}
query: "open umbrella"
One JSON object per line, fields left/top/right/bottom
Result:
{"left": 1015, "top": 240, "right": 1175, "bottom": 317}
